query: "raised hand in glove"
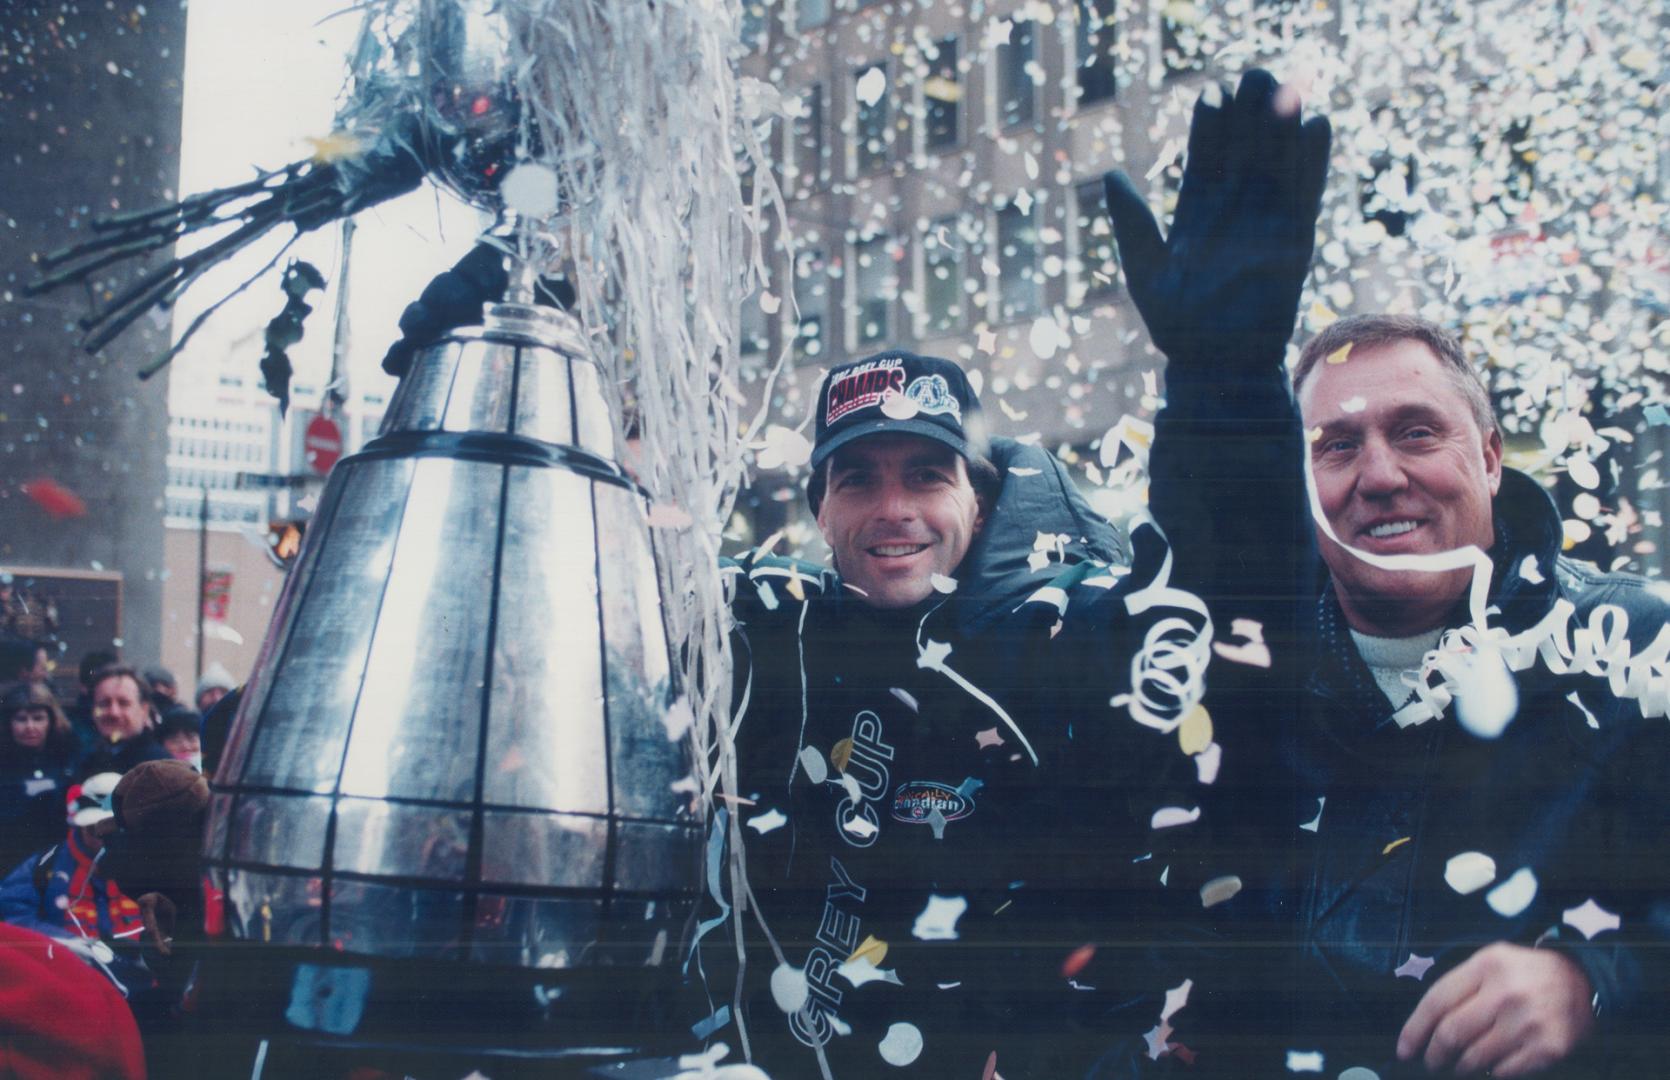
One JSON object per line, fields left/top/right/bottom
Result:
{"left": 1103, "top": 69, "right": 1330, "bottom": 373}
{"left": 379, "top": 244, "right": 577, "bottom": 377}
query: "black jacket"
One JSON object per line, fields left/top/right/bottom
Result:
{"left": 696, "top": 358, "right": 1314, "bottom": 1078}
{"left": 1204, "top": 469, "right": 1670, "bottom": 1077}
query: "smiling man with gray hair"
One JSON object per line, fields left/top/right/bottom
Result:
{"left": 1270, "top": 312, "right": 1670, "bottom": 1078}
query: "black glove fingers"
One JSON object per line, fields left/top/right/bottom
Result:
{"left": 1226, "top": 69, "right": 1281, "bottom": 178}
{"left": 1170, "top": 86, "right": 1233, "bottom": 243}
{"left": 1102, "top": 170, "right": 1168, "bottom": 297}
{"left": 1295, "top": 115, "right": 1334, "bottom": 235}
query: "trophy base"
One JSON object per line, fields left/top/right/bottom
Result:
{"left": 176, "top": 946, "right": 692, "bottom": 1080}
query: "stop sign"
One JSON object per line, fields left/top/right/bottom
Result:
{"left": 304, "top": 414, "right": 343, "bottom": 475}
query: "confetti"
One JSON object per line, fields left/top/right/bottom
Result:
{"left": 1177, "top": 704, "right": 1213, "bottom": 755}
{"left": 1518, "top": 555, "right": 1544, "bottom": 584}
{"left": 1394, "top": 953, "right": 1435, "bottom": 980}
{"left": 1337, "top": 1070, "right": 1381, "bottom": 1080}
{"left": 746, "top": 808, "right": 787, "bottom": 835}
{"left": 662, "top": 698, "right": 695, "bottom": 741}
{"left": 929, "top": 573, "right": 958, "bottom": 593}
{"left": 1150, "top": 806, "right": 1201, "bottom": 830}
{"left": 881, "top": 391, "right": 921, "bottom": 419}
{"left": 1444, "top": 851, "right": 1497, "bottom": 895}
{"left": 769, "top": 963, "right": 809, "bottom": 1013}
{"left": 1060, "top": 943, "right": 1096, "bottom": 979}
{"left": 848, "top": 935, "right": 888, "bottom": 966}
{"left": 974, "top": 728, "right": 1005, "bottom": 749}
{"left": 1200, "top": 876, "right": 1242, "bottom": 908}
{"left": 911, "top": 895, "right": 968, "bottom": 941}
{"left": 837, "top": 955, "right": 903, "bottom": 988}
{"left": 798, "top": 745, "right": 829, "bottom": 785}
{"left": 1286, "top": 1050, "right": 1325, "bottom": 1072}
{"left": 1562, "top": 898, "right": 1621, "bottom": 940}
{"left": 977, "top": 329, "right": 997, "bottom": 355}
{"left": 1324, "top": 342, "right": 1354, "bottom": 365}
{"left": 1567, "top": 454, "right": 1601, "bottom": 490}
{"left": 21, "top": 479, "right": 87, "bottom": 519}
{"left": 830, "top": 737, "right": 855, "bottom": 773}
{"left": 758, "top": 290, "right": 781, "bottom": 314}
{"left": 1339, "top": 396, "right": 1368, "bottom": 414}
{"left": 1567, "top": 690, "right": 1599, "bottom": 729}
{"left": 890, "top": 688, "right": 920, "bottom": 712}
{"left": 1299, "top": 797, "right": 1326, "bottom": 833}
{"left": 1486, "top": 867, "right": 1539, "bottom": 917}
{"left": 878, "top": 1022, "right": 923, "bottom": 1066}
{"left": 1644, "top": 404, "right": 1670, "bottom": 427}
{"left": 1143, "top": 1021, "right": 1174, "bottom": 1061}
{"left": 1383, "top": 836, "right": 1410, "bottom": 856}
{"left": 756, "top": 425, "right": 813, "bottom": 470}
{"left": 499, "top": 162, "right": 561, "bottom": 217}
{"left": 1213, "top": 618, "right": 1272, "bottom": 667}
{"left": 855, "top": 66, "right": 888, "bottom": 107}
{"left": 1193, "top": 742, "right": 1222, "bottom": 784}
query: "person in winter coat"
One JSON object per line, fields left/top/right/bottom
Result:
{"left": 76, "top": 664, "right": 169, "bottom": 780}
{"left": 696, "top": 70, "right": 1330, "bottom": 1079}
{"left": 0, "top": 681, "right": 82, "bottom": 874}
{"left": 1209, "top": 313, "right": 1670, "bottom": 1079}
{"left": 0, "top": 772, "right": 147, "bottom": 953}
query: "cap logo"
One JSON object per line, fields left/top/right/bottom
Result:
{"left": 825, "top": 356, "right": 906, "bottom": 426}
{"left": 905, "top": 374, "right": 961, "bottom": 422}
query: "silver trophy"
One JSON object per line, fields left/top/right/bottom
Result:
{"left": 199, "top": 3, "right": 702, "bottom": 1069}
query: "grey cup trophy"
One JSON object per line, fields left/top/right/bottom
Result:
{"left": 198, "top": 2, "right": 702, "bottom": 1072}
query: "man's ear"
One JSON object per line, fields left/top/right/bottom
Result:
{"left": 1483, "top": 428, "right": 1504, "bottom": 496}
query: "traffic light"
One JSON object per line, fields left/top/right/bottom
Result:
{"left": 266, "top": 519, "right": 306, "bottom": 569}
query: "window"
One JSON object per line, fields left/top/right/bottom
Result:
{"left": 996, "top": 20, "right": 1037, "bottom": 128}
{"left": 740, "top": 1, "right": 768, "bottom": 51}
{"left": 1072, "top": 180, "right": 1119, "bottom": 304}
{"left": 789, "top": 84, "right": 826, "bottom": 197}
{"left": 997, "top": 202, "right": 1042, "bottom": 321}
{"left": 792, "top": 247, "right": 830, "bottom": 360}
{"left": 852, "top": 234, "right": 895, "bottom": 347}
{"left": 921, "top": 217, "right": 966, "bottom": 335}
{"left": 923, "top": 35, "right": 959, "bottom": 151}
{"left": 1160, "top": 0, "right": 1207, "bottom": 76}
{"left": 854, "top": 62, "right": 890, "bottom": 173}
{"left": 795, "top": 0, "right": 830, "bottom": 32}
{"left": 1076, "top": 0, "right": 1118, "bottom": 106}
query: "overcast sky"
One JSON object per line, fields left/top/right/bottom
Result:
{"left": 171, "top": 0, "right": 479, "bottom": 414}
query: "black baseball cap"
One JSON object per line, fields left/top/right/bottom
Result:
{"left": 809, "top": 351, "right": 988, "bottom": 470}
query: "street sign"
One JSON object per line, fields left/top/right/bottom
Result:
{"left": 236, "top": 472, "right": 313, "bottom": 490}
{"left": 304, "top": 414, "right": 344, "bottom": 475}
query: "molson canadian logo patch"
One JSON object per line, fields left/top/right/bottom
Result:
{"left": 890, "top": 780, "right": 976, "bottom": 825}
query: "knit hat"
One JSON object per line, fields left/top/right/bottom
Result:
{"left": 110, "top": 759, "right": 209, "bottom": 838}
{"left": 195, "top": 661, "right": 236, "bottom": 700}
{"left": 810, "top": 350, "right": 988, "bottom": 471}
{"left": 66, "top": 772, "right": 121, "bottom": 827}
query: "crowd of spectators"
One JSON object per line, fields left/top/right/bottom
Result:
{"left": 0, "top": 635, "right": 235, "bottom": 1076}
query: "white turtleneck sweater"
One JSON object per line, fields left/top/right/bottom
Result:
{"left": 1349, "top": 626, "right": 1445, "bottom": 707}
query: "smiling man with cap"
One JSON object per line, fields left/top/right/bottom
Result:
{"left": 701, "top": 70, "right": 1331, "bottom": 1078}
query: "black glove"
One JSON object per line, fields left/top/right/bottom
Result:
{"left": 380, "top": 243, "right": 579, "bottom": 377}
{"left": 380, "top": 242, "right": 509, "bottom": 377}
{"left": 1103, "top": 69, "right": 1330, "bottom": 373}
